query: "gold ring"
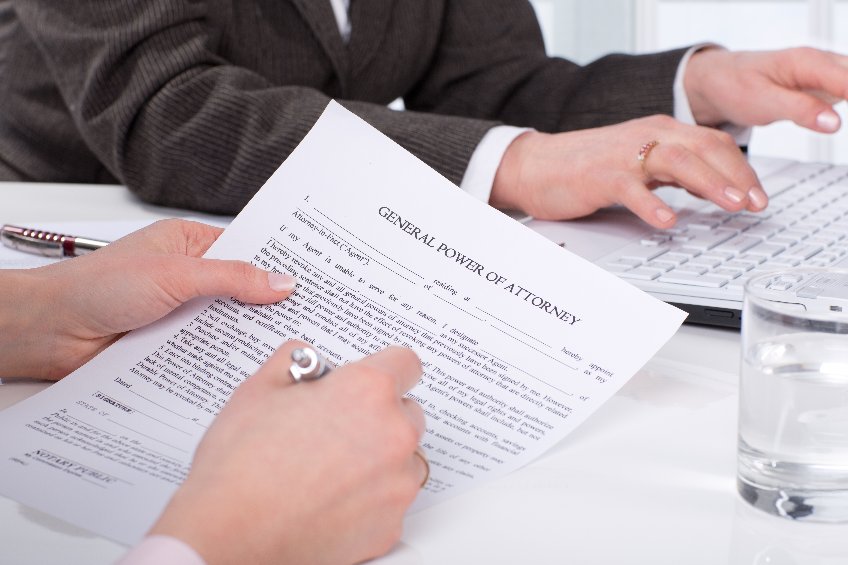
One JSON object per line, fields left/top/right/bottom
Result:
{"left": 637, "top": 140, "right": 660, "bottom": 178}
{"left": 413, "top": 448, "right": 430, "bottom": 488}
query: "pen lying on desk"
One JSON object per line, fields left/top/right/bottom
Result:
{"left": 1, "top": 224, "right": 110, "bottom": 258}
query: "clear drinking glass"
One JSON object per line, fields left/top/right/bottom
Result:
{"left": 739, "top": 269, "right": 848, "bottom": 522}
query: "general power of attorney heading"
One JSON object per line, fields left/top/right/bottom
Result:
{"left": 375, "top": 205, "right": 582, "bottom": 326}
{"left": 0, "top": 102, "right": 685, "bottom": 545}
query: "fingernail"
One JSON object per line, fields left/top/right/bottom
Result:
{"left": 268, "top": 272, "right": 297, "bottom": 292}
{"left": 724, "top": 186, "right": 746, "bottom": 203}
{"left": 748, "top": 187, "right": 768, "bottom": 210}
{"left": 656, "top": 208, "right": 675, "bottom": 224}
{"left": 816, "top": 110, "right": 840, "bottom": 132}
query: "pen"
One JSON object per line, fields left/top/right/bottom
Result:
{"left": 1, "top": 224, "right": 110, "bottom": 258}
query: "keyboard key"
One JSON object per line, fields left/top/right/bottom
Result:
{"left": 607, "top": 259, "right": 641, "bottom": 269}
{"left": 771, "top": 236, "right": 802, "bottom": 247}
{"left": 817, "top": 252, "right": 843, "bottom": 263}
{"left": 713, "top": 235, "right": 763, "bottom": 255}
{"left": 660, "top": 253, "right": 692, "bottom": 265}
{"left": 640, "top": 234, "right": 671, "bottom": 246}
{"left": 781, "top": 244, "right": 823, "bottom": 260}
{"left": 724, "top": 260, "right": 756, "bottom": 271}
{"left": 612, "top": 243, "right": 671, "bottom": 262}
{"left": 722, "top": 216, "right": 761, "bottom": 231}
{"left": 684, "top": 213, "right": 726, "bottom": 230}
{"left": 781, "top": 229, "right": 809, "bottom": 241}
{"left": 762, "top": 257, "right": 802, "bottom": 268}
{"left": 618, "top": 268, "right": 662, "bottom": 281}
{"left": 675, "top": 264, "right": 708, "bottom": 275}
{"left": 658, "top": 272, "right": 728, "bottom": 287}
{"left": 711, "top": 268, "right": 743, "bottom": 279}
{"left": 744, "top": 242, "right": 785, "bottom": 258}
{"left": 818, "top": 229, "right": 845, "bottom": 242}
{"left": 672, "top": 245, "right": 703, "bottom": 257}
{"left": 701, "top": 250, "right": 735, "bottom": 260}
{"left": 745, "top": 222, "right": 785, "bottom": 239}
{"left": 644, "top": 260, "right": 675, "bottom": 272}
{"left": 688, "top": 256, "right": 723, "bottom": 268}
{"left": 679, "top": 228, "right": 737, "bottom": 251}
{"left": 736, "top": 253, "right": 767, "bottom": 265}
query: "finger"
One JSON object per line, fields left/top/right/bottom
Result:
{"left": 175, "top": 219, "right": 227, "bottom": 257}
{"left": 613, "top": 175, "right": 677, "bottom": 229}
{"left": 756, "top": 86, "right": 841, "bottom": 134}
{"left": 411, "top": 447, "right": 430, "bottom": 488}
{"left": 356, "top": 346, "right": 423, "bottom": 395}
{"left": 249, "top": 339, "right": 313, "bottom": 389}
{"left": 109, "top": 219, "right": 225, "bottom": 256}
{"left": 163, "top": 256, "right": 296, "bottom": 304}
{"left": 646, "top": 141, "right": 751, "bottom": 212}
{"left": 401, "top": 397, "right": 426, "bottom": 438}
{"left": 785, "top": 49, "right": 848, "bottom": 115}
{"left": 697, "top": 128, "right": 766, "bottom": 207}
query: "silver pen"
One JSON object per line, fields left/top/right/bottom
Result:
{"left": 1, "top": 224, "right": 110, "bottom": 258}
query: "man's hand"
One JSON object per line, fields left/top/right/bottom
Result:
{"left": 1, "top": 219, "right": 295, "bottom": 380}
{"left": 685, "top": 47, "right": 848, "bottom": 132}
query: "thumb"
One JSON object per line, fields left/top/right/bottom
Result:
{"left": 162, "top": 256, "right": 297, "bottom": 305}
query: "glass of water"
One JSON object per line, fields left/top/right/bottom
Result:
{"left": 739, "top": 269, "right": 848, "bottom": 522}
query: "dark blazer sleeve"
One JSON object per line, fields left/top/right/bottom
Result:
{"left": 12, "top": 1, "right": 498, "bottom": 213}
{"left": 13, "top": 1, "right": 687, "bottom": 214}
{"left": 407, "top": 1, "right": 688, "bottom": 132}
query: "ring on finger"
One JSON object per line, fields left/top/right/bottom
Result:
{"left": 288, "top": 346, "right": 333, "bottom": 383}
{"left": 413, "top": 448, "right": 430, "bottom": 488}
{"left": 637, "top": 140, "right": 660, "bottom": 178}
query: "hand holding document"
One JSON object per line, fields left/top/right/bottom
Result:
{"left": 0, "top": 102, "right": 685, "bottom": 545}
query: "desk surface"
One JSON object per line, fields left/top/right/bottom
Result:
{"left": 2, "top": 182, "right": 847, "bottom": 564}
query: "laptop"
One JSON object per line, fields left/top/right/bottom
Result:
{"left": 526, "top": 156, "right": 848, "bottom": 329}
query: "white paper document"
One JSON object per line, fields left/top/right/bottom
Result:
{"left": 0, "top": 102, "right": 686, "bottom": 545}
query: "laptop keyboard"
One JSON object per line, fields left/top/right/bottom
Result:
{"left": 602, "top": 162, "right": 848, "bottom": 300}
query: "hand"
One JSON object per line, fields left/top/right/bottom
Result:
{"left": 685, "top": 47, "right": 848, "bottom": 132}
{"left": 490, "top": 115, "right": 767, "bottom": 228}
{"left": 150, "top": 342, "right": 428, "bottom": 565}
{"left": 0, "top": 219, "right": 295, "bottom": 380}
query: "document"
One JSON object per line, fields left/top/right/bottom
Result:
{"left": 0, "top": 102, "right": 686, "bottom": 545}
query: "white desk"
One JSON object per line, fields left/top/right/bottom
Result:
{"left": 2, "top": 182, "right": 847, "bottom": 564}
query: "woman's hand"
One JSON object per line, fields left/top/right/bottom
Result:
{"left": 491, "top": 115, "right": 766, "bottom": 228}
{"left": 0, "top": 219, "right": 295, "bottom": 380}
{"left": 685, "top": 47, "right": 848, "bottom": 133}
{"left": 150, "top": 341, "right": 428, "bottom": 565}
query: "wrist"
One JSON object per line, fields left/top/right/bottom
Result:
{"left": 683, "top": 46, "right": 728, "bottom": 127}
{"left": 490, "top": 131, "right": 540, "bottom": 212}
{"left": 0, "top": 269, "right": 57, "bottom": 379}
{"left": 149, "top": 481, "right": 243, "bottom": 565}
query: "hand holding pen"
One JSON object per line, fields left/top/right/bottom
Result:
{"left": 1, "top": 224, "right": 110, "bottom": 258}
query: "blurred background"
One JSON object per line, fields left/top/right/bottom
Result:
{"left": 529, "top": 0, "right": 848, "bottom": 163}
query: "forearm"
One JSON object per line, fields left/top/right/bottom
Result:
{"left": 405, "top": 1, "right": 688, "bottom": 132}
{"left": 0, "top": 269, "right": 57, "bottom": 379}
{"left": 15, "top": 2, "right": 498, "bottom": 214}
